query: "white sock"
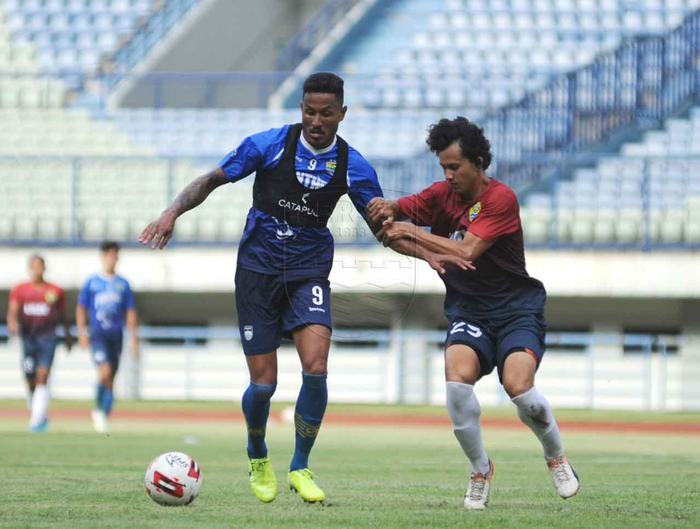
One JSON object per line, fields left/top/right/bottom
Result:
{"left": 511, "top": 387, "right": 564, "bottom": 460}
{"left": 446, "top": 381, "right": 490, "bottom": 475}
{"left": 26, "top": 388, "right": 34, "bottom": 410}
{"left": 29, "top": 385, "right": 50, "bottom": 427}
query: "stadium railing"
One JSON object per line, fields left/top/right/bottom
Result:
{"left": 275, "top": 0, "right": 364, "bottom": 73}
{"left": 482, "top": 8, "right": 700, "bottom": 189}
{"left": 0, "top": 325, "right": 688, "bottom": 410}
{"left": 108, "top": 0, "right": 201, "bottom": 87}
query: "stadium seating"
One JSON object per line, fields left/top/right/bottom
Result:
{"left": 2, "top": 0, "right": 155, "bottom": 72}
{"left": 521, "top": 107, "right": 700, "bottom": 246}
{"left": 330, "top": 0, "right": 699, "bottom": 109}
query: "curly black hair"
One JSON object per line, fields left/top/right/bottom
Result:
{"left": 302, "top": 72, "right": 344, "bottom": 105}
{"left": 426, "top": 117, "right": 492, "bottom": 170}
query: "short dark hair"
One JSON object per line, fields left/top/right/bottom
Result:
{"left": 426, "top": 117, "right": 492, "bottom": 170}
{"left": 302, "top": 72, "right": 344, "bottom": 105}
{"left": 28, "top": 253, "right": 45, "bottom": 266}
{"left": 100, "top": 241, "right": 120, "bottom": 253}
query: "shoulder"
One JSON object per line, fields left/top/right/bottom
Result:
{"left": 117, "top": 276, "right": 131, "bottom": 288}
{"left": 347, "top": 146, "right": 377, "bottom": 179}
{"left": 484, "top": 179, "right": 518, "bottom": 208}
{"left": 426, "top": 180, "right": 452, "bottom": 200}
{"left": 46, "top": 283, "right": 64, "bottom": 294}
{"left": 248, "top": 124, "right": 291, "bottom": 149}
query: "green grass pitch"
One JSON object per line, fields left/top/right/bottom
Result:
{"left": 2, "top": 400, "right": 699, "bottom": 528}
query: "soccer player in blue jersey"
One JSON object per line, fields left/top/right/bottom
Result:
{"left": 77, "top": 241, "right": 140, "bottom": 434}
{"left": 140, "top": 73, "right": 468, "bottom": 504}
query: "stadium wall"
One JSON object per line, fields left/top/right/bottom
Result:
{"left": 111, "top": 0, "right": 325, "bottom": 108}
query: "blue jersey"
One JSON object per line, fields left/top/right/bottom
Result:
{"left": 78, "top": 274, "right": 135, "bottom": 337}
{"left": 220, "top": 124, "right": 383, "bottom": 280}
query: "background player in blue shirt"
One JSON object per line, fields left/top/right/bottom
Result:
{"left": 77, "top": 241, "right": 140, "bottom": 434}
{"left": 140, "top": 73, "right": 467, "bottom": 504}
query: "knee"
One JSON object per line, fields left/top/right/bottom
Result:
{"left": 250, "top": 381, "right": 277, "bottom": 400}
{"left": 35, "top": 372, "right": 49, "bottom": 385}
{"left": 446, "top": 382, "right": 480, "bottom": 428}
{"left": 503, "top": 380, "right": 533, "bottom": 399}
{"left": 302, "top": 354, "right": 327, "bottom": 375}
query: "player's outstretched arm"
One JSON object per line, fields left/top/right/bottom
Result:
{"left": 139, "top": 167, "right": 229, "bottom": 250}
{"left": 6, "top": 298, "right": 19, "bottom": 335}
{"left": 377, "top": 220, "right": 493, "bottom": 263}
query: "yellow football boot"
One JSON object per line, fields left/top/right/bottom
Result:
{"left": 288, "top": 468, "right": 325, "bottom": 503}
{"left": 248, "top": 457, "right": 278, "bottom": 503}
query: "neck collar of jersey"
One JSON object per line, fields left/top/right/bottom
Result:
{"left": 99, "top": 273, "right": 117, "bottom": 281}
{"left": 300, "top": 132, "right": 337, "bottom": 155}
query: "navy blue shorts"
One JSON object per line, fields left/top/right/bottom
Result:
{"left": 21, "top": 334, "right": 58, "bottom": 376}
{"left": 235, "top": 268, "right": 332, "bottom": 355}
{"left": 91, "top": 333, "right": 124, "bottom": 372}
{"left": 444, "top": 312, "right": 546, "bottom": 383}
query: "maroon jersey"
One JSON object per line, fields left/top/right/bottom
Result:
{"left": 9, "top": 282, "right": 65, "bottom": 337}
{"left": 397, "top": 179, "right": 546, "bottom": 318}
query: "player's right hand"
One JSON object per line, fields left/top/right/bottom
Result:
{"left": 139, "top": 209, "right": 177, "bottom": 250}
{"left": 367, "top": 197, "right": 396, "bottom": 224}
{"left": 78, "top": 334, "right": 90, "bottom": 349}
{"left": 7, "top": 321, "right": 18, "bottom": 335}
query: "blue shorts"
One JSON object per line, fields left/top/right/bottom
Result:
{"left": 91, "top": 333, "right": 124, "bottom": 372}
{"left": 21, "top": 334, "right": 58, "bottom": 376}
{"left": 444, "top": 312, "right": 546, "bottom": 383}
{"left": 235, "top": 268, "right": 332, "bottom": 355}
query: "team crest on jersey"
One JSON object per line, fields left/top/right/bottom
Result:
{"left": 325, "top": 159, "right": 337, "bottom": 175}
{"left": 244, "top": 325, "right": 253, "bottom": 341}
{"left": 469, "top": 202, "right": 482, "bottom": 222}
{"left": 45, "top": 289, "right": 58, "bottom": 304}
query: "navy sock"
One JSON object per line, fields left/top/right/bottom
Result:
{"left": 102, "top": 387, "right": 114, "bottom": 416}
{"left": 242, "top": 381, "right": 277, "bottom": 459}
{"left": 290, "top": 372, "right": 328, "bottom": 472}
{"left": 95, "top": 384, "right": 105, "bottom": 410}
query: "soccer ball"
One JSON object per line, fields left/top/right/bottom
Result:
{"left": 144, "top": 452, "right": 203, "bottom": 506}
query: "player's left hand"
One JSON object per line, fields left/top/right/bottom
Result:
{"left": 376, "top": 219, "right": 412, "bottom": 246}
{"left": 132, "top": 339, "right": 140, "bottom": 360}
{"left": 427, "top": 253, "right": 476, "bottom": 274}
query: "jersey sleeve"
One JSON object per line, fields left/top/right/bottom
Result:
{"left": 9, "top": 285, "right": 20, "bottom": 304}
{"left": 123, "top": 281, "right": 135, "bottom": 311}
{"left": 467, "top": 186, "right": 521, "bottom": 242}
{"left": 347, "top": 149, "right": 384, "bottom": 222}
{"left": 219, "top": 125, "right": 290, "bottom": 183}
{"left": 397, "top": 184, "right": 436, "bottom": 227}
{"left": 77, "top": 278, "right": 90, "bottom": 307}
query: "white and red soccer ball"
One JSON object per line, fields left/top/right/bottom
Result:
{"left": 145, "top": 452, "right": 203, "bottom": 506}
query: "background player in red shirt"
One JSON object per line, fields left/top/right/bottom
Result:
{"left": 367, "top": 117, "right": 579, "bottom": 509}
{"left": 7, "top": 254, "right": 73, "bottom": 432}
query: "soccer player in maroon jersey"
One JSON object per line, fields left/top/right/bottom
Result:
{"left": 7, "top": 254, "right": 73, "bottom": 432}
{"left": 367, "top": 117, "right": 579, "bottom": 509}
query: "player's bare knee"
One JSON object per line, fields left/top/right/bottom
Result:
{"left": 302, "top": 356, "right": 327, "bottom": 375}
{"left": 503, "top": 380, "right": 533, "bottom": 399}
{"left": 35, "top": 372, "right": 49, "bottom": 385}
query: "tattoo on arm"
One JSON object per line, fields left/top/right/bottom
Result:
{"left": 170, "top": 167, "right": 228, "bottom": 217}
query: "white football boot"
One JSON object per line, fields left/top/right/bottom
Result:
{"left": 463, "top": 459, "right": 495, "bottom": 510}
{"left": 91, "top": 409, "right": 109, "bottom": 434}
{"left": 547, "top": 455, "right": 580, "bottom": 498}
